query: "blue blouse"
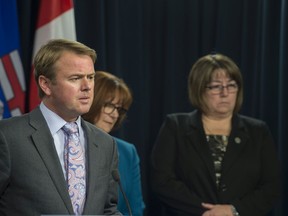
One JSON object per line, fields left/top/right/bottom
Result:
{"left": 114, "top": 137, "right": 145, "bottom": 216}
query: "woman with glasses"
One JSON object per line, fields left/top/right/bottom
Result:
{"left": 82, "top": 71, "right": 145, "bottom": 216}
{"left": 151, "top": 53, "right": 281, "bottom": 216}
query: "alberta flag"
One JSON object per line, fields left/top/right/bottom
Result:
{"left": 0, "top": 0, "right": 26, "bottom": 119}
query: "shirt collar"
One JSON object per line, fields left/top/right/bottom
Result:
{"left": 39, "top": 102, "right": 81, "bottom": 135}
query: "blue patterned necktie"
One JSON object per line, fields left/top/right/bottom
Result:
{"left": 62, "top": 122, "right": 86, "bottom": 215}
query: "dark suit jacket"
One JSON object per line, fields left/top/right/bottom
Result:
{"left": 0, "top": 107, "right": 121, "bottom": 216}
{"left": 151, "top": 110, "right": 281, "bottom": 216}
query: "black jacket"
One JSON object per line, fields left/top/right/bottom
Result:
{"left": 151, "top": 110, "right": 281, "bottom": 216}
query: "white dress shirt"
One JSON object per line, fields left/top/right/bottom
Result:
{"left": 39, "top": 102, "right": 86, "bottom": 179}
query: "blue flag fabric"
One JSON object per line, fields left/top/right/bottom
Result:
{"left": 0, "top": 0, "right": 26, "bottom": 119}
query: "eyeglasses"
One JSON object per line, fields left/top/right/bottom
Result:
{"left": 206, "top": 83, "right": 238, "bottom": 94}
{"left": 103, "top": 103, "right": 128, "bottom": 116}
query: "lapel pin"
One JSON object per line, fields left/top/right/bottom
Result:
{"left": 234, "top": 137, "right": 241, "bottom": 144}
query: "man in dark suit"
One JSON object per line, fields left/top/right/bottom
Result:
{"left": 0, "top": 39, "right": 122, "bottom": 215}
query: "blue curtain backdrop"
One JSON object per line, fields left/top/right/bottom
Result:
{"left": 17, "top": 0, "right": 287, "bottom": 215}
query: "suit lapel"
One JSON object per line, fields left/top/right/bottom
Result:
{"left": 222, "top": 116, "right": 248, "bottom": 175}
{"left": 29, "top": 108, "right": 74, "bottom": 214}
{"left": 81, "top": 121, "right": 100, "bottom": 213}
{"left": 185, "top": 112, "right": 250, "bottom": 191}
{"left": 186, "top": 111, "right": 217, "bottom": 182}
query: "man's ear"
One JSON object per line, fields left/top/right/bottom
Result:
{"left": 39, "top": 75, "right": 52, "bottom": 96}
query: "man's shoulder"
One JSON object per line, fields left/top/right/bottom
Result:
{"left": 82, "top": 119, "right": 113, "bottom": 141}
{"left": 0, "top": 112, "right": 30, "bottom": 129}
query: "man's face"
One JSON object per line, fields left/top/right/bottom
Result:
{"left": 41, "top": 51, "right": 95, "bottom": 122}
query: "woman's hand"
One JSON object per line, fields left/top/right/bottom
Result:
{"left": 201, "top": 203, "right": 233, "bottom": 216}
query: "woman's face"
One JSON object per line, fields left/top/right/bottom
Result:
{"left": 203, "top": 69, "right": 238, "bottom": 118}
{"left": 94, "top": 92, "right": 122, "bottom": 133}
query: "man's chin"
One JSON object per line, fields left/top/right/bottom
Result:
{"left": 79, "top": 106, "right": 92, "bottom": 115}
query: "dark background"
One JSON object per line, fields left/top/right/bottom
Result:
{"left": 17, "top": 0, "right": 287, "bottom": 215}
